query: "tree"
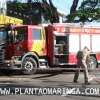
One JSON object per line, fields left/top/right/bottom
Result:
{"left": 27, "top": 0, "right": 32, "bottom": 3}
{"left": 77, "top": 0, "right": 100, "bottom": 22}
{"left": 48, "top": 0, "right": 59, "bottom": 23}
{"left": 70, "top": 0, "right": 79, "bottom": 14}
{"left": 7, "top": 0, "right": 59, "bottom": 24}
{"left": 13, "top": 0, "right": 18, "bottom": 3}
{"left": 67, "top": 0, "right": 100, "bottom": 22}
{"left": 80, "top": 0, "right": 98, "bottom": 9}
{"left": 67, "top": 0, "right": 79, "bottom": 22}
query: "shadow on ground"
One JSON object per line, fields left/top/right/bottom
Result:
{"left": 0, "top": 69, "right": 65, "bottom": 76}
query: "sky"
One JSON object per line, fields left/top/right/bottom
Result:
{"left": 52, "top": 0, "right": 83, "bottom": 15}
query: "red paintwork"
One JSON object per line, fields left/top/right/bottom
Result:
{"left": 27, "top": 26, "right": 33, "bottom": 51}
{"left": 45, "top": 25, "right": 54, "bottom": 65}
{"left": 52, "top": 24, "right": 100, "bottom": 65}
{"left": 5, "top": 44, "right": 14, "bottom": 59}
{"left": 4, "top": 24, "right": 100, "bottom": 66}
{"left": 68, "top": 53, "right": 77, "bottom": 64}
{"left": 5, "top": 25, "right": 47, "bottom": 60}
{"left": 96, "top": 53, "right": 100, "bottom": 62}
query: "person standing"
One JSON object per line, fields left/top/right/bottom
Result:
{"left": 73, "top": 46, "right": 91, "bottom": 84}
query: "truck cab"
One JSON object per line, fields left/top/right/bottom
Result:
{"left": 4, "top": 25, "right": 47, "bottom": 74}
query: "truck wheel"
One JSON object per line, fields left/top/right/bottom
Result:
{"left": 87, "top": 56, "right": 97, "bottom": 71}
{"left": 22, "top": 57, "right": 37, "bottom": 75}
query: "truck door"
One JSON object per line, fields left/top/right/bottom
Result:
{"left": 5, "top": 27, "right": 28, "bottom": 59}
{"left": 31, "top": 28, "right": 46, "bottom": 56}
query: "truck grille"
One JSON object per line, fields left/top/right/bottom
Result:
{"left": 0, "top": 44, "right": 5, "bottom": 64}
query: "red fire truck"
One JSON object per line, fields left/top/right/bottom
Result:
{"left": 0, "top": 23, "right": 100, "bottom": 74}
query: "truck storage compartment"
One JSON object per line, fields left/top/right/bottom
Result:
{"left": 53, "top": 35, "right": 69, "bottom": 65}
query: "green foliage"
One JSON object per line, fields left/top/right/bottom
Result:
{"left": 67, "top": 0, "right": 100, "bottom": 22}
{"left": 7, "top": 1, "right": 59, "bottom": 24}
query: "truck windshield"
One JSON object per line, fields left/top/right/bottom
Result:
{"left": 0, "top": 28, "right": 7, "bottom": 43}
{"left": 15, "top": 27, "right": 27, "bottom": 42}
{"left": 8, "top": 27, "right": 27, "bottom": 43}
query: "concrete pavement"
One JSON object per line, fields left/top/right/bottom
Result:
{"left": 0, "top": 71, "right": 100, "bottom": 99}
{"left": 0, "top": 95, "right": 100, "bottom": 100}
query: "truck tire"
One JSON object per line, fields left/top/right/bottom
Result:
{"left": 22, "top": 57, "right": 37, "bottom": 75}
{"left": 87, "top": 56, "right": 97, "bottom": 71}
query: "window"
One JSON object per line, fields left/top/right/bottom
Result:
{"left": 32, "top": 29, "right": 41, "bottom": 40}
{"left": 14, "top": 27, "right": 27, "bottom": 42}
{"left": 0, "top": 29, "right": 7, "bottom": 40}
{"left": 8, "top": 27, "right": 27, "bottom": 43}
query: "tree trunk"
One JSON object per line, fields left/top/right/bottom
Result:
{"left": 70, "top": 0, "right": 79, "bottom": 14}
{"left": 48, "top": 0, "right": 59, "bottom": 23}
{"left": 27, "top": 0, "right": 32, "bottom": 3}
{"left": 48, "top": 0, "right": 54, "bottom": 7}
